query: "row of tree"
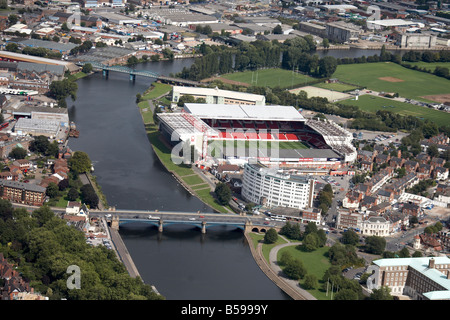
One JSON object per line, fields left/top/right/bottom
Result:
{"left": 0, "top": 200, "right": 163, "bottom": 300}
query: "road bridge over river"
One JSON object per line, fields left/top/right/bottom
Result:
{"left": 77, "top": 61, "right": 200, "bottom": 86}
{"left": 88, "top": 210, "right": 280, "bottom": 234}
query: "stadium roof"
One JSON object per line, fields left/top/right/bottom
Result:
{"left": 184, "top": 104, "right": 305, "bottom": 122}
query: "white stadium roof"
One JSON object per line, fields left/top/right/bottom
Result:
{"left": 183, "top": 104, "right": 305, "bottom": 121}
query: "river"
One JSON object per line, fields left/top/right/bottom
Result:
{"left": 68, "top": 58, "right": 290, "bottom": 300}
{"left": 67, "top": 47, "right": 388, "bottom": 300}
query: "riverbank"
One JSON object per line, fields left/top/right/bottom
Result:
{"left": 245, "top": 232, "right": 317, "bottom": 300}
{"left": 136, "top": 83, "right": 234, "bottom": 214}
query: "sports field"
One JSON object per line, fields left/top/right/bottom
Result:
{"left": 220, "top": 68, "right": 313, "bottom": 88}
{"left": 289, "top": 86, "right": 352, "bottom": 101}
{"left": 332, "top": 62, "right": 450, "bottom": 102}
{"left": 340, "top": 94, "right": 450, "bottom": 126}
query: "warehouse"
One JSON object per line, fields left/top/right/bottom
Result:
{"left": 14, "top": 118, "right": 61, "bottom": 138}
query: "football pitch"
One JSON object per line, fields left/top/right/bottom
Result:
{"left": 332, "top": 62, "right": 450, "bottom": 102}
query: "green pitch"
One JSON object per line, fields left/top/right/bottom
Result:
{"left": 332, "top": 62, "right": 450, "bottom": 102}
{"left": 220, "top": 68, "right": 313, "bottom": 88}
{"left": 340, "top": 94, "right": 450, "bottom": 127}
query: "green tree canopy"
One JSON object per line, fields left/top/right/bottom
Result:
{"left": 68, "top": 151, "right": 92, "bottom": 174}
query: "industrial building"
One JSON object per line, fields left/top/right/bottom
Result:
{"left": 14, "top": 118, "right": 61, "bottom": 138}
{"left": 171, "top": 86, "right": 266, "bottom": 108}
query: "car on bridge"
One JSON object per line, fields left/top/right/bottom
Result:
{"left": 148, "top": 215, "right": 160, "bottom": 220}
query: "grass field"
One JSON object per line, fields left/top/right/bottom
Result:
{"left": 340, "top": 94, "right": 450, "bottom": 126}
{"left": 220, "top": 68, "right": 313, "bottom": 88}
{"left": 278, "top": 245, "right": 331, "bottom": 300}
{"left": 332, "top": 62, "right": 450, "bottom": 102}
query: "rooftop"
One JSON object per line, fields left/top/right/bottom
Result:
{"left": 184, "top": 104, "right": 305, "bottom": 122}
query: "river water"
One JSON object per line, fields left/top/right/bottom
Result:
{"left": 67, "top": 47, "right": 385, "bottom": 300}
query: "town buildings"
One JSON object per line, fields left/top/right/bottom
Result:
{"left": 367, "top": 257, "right": 450, "bottom": 300}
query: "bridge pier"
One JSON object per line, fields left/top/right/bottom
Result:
{"left": 129, "top": 73, "right": 136, "bottom": 82}
{"left": 111, "top": 215, "right": 120, "bottom": 230}
{"left": 102, "top": 69, "right": 109, "bottom": 78}
{"left": 201, "top": 221, "right": 206, "bottom": 234}
{"left": 158, "top": 220, "right": 163, "bottom": 233}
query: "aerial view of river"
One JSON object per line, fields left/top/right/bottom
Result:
{"left": 67, "top": 48, "right": 384, "bottom": 300}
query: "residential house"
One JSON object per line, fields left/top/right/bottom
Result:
{"left": 361, "top": 195, "right": 378, "bottom": 211}
{"left": 417, "top": 163, "right": 432, "bottom": 180}
{"left": 433, "top": 166, "right": 449, "bottom": 181}
{"left": 402, "top": 202, "right": 421, "bottom": 217}
{"left": 389, "top": 157, "right": 404, "bottom": 169}
{"left": 430, "top": 157, "right": 445, "bottom": 169}
{"left": 375, "top": 153, "right": 390, "bottom": 166}
{"left": 416, "top": 153, "right": 430, "bottom": 165}
{"left": 342, "top": 190, "right": 362, "bottom": 209}
{"left": 404, "top": 160, "right": 419, "bottom": 173}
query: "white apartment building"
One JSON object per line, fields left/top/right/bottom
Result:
{"left": 242, "top": 163, "right": 315, "bottom": 210}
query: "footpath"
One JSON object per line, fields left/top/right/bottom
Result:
{"left": 245, "top": 233, "right": 317, "bottom": 300}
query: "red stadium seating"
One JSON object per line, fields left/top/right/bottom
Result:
{"left": 246, "top": 132, "right": 259, "bottom": 140}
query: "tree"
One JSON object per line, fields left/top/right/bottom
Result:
{"left": 334, "top": 288, "right": 359, "bottom": 300}
{"left": 273, "top": 25, "right": 282, "bottom": 34}
{"left": 214, "top": 182, "right": 231, "bottom": 205}
{"left": 303, "top": 274, "right": 318, "bottom": 290}
{"left": 368, "top": 286, "right": 394, "bottom": 300}
{"left": 283, "top": 258, "right": 307, "bottom": 280}
{"left": 365, "top": 236, "right": 386, "bottom": 255}
{"left": 49, "top": 78, "right": 78, "bottom": 103}
{"left": 341, "top": 230, "right": 359, "bottom": 246}
{"left": 82, "top": 63, "right": 93, "bottom": 73}
{"left": 317, "top": 56, "right": 337, "bottom": 78}
{"left": 302, "top": 232, "right": 319, "bottom": 251}
{"left": 0, "top": 199, "right": 14, "bottom": 221}
{"left": 46, "top": 182, "right": 59, "bottom": 199}
{"left": 264, "top": 228, "right": 278, "bottom": 244}
{"left": 80, "top": 184, "right": 98, "bottom": 208}
{"left": 127, "top": 56, "right": 139, "bottom": 67}
{"left": 427, "top": 144, "right": 439, "bottom": 158}
{"left": 67, "top": 187, "right": 79, "bottom": 201}
{"left": 279, "top": 251, "right": 294, "bottom": 266}
{"left": 69, "top": 151, "right": 92, "bottom": 174}
{"left": 8, "top": 146, "right": 27, "bottom": 159}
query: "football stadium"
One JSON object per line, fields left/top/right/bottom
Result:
{"left": 157, "top": 103, "right": 356, "bottom": 169}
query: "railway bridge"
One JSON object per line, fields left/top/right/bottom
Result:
{"left": 77, "top": 61, "right": 200, "bottom": 86}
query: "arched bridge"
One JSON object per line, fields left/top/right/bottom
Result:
{"left": 77, "top": 61, "right": 200, "bottom": 86}
{"left": 94, "top": 210, "right": 280, "bottom": 234}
